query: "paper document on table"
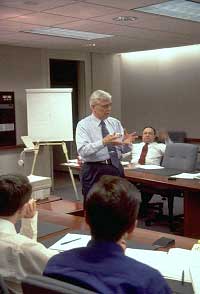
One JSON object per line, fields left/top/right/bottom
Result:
{"left": 121, "top": 161, "right": 129, "bottom": 166}
{"left": 135, "top": 164, "right": 164, "bottom": 170}
{"left": 190, "top": 266, "right": 200, "bottom": 294}
{"left": 125, "top": 248, "right": 200, "bottom": 282}
{"left": 125, "top": 249, "right": 185, "bottom": 281}
{"left": 68, "top": 159, "right": 78, "bottom": 163}
{"left": 61, "top": 160, "right": 80, "bottom": 168}
{"left": 49, "top": 233, "right": 91, "bottom": 251}
{"left": 171, "top": 173, "right": 200, "bottom": 179}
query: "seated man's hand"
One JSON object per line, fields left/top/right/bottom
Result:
{"left": 22, "top": 199, "right": 37, "bottom": 218}
{"left": 122, "top": 130, "right": 138, "bottom": 144}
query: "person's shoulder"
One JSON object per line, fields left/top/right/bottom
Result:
{"left": 107, "top": 116, "right": 121, "bottom": 124}
{"left": 125, "top": 255, "right": 163, "bottom": 279}
{"left": 1, "top": 233, "right": 40, "bottom": 253}
{"left": 77, "top": 115, "right": 92, "bottom": 126}
{"left": 152, "top": 142, "right": 166, "bottom": 147}
{"left": 46, "top": 247, "right": 87, "bottom": 267}
{"left": 125, "top": 256, "right": 170, "bottom": 291}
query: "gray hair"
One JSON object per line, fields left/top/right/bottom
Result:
{"left": 89, "top": 90, "right": 112, "bottom": 107}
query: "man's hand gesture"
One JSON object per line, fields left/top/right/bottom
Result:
{"left": 122, "top": 130, "right": 138, "bottom": 144}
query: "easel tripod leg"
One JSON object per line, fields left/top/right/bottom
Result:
{"left": 62, "top": 142, "right": 80, "bottom": 201}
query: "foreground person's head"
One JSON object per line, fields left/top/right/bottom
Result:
{"left": 85, "top": 176, "right": 139, "bottom": 242}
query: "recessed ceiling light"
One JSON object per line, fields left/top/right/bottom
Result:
{"left": 22, "top": 27, "right": 114, "bottom": 40}
{"left": 133, "top": 0, "right": 200, "bottom": 23}
{"left": 112, "top": 16, "right": 137, "bottom": 21}
{"left": 85, "top": 43, "right": 96, "bottom": 47}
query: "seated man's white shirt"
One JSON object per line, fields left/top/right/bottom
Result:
{"left": 0, "top": 212, "right": 56, "bottom": 294}
{"left": 131, "top": 142, "right": 166, "bottom": 166}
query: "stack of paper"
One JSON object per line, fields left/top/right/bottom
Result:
{"left": 125, "top": 248, "right": 191, "bottom": 282}
{"left": 190, "top": 266, "right": 200, "bottom": 294}
{"left": 28, "top": 174, "right": 52, "bottom": 200}
{"left": 135, "top": 164, "right": 164, "bottom": 170}
{"left": 171, "top": 173, "right": 200, "bottom": 179}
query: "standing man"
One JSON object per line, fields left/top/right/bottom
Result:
{"left": 76, "top": 90, "right": 136, "bottom": 201}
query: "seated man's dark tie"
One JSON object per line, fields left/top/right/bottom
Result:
{"left": 138, "top": 143, "right": 148, "bottom": 165}
{"left": 101, "top": 120, "right": 120, "bottom": 168}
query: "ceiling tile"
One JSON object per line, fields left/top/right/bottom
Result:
{"left": 84, "top": 0, "right": 166, "bottom": 10}
{"left": 44, "top": 2, "right": 124, "bottom": 19}
{"left": 0, "top": 0, "right": 78, "bottom": 11}
{"left": 0, "top": 19, "right": 46, "bottom": 32}
{"left": 0, "top": 5, "right": 33, "bottom": 19}
{"left": 94, "top": 9, "right": 200, "bottom": 35}
{"left": 10, "top": 12, "right": 81, "bottom": 26}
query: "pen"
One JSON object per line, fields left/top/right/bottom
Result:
{"left": 61, "top": 238, "right": 81, "bottom": 245}
{"left": 181, "top": 270, "right": 184, "bottom": 285}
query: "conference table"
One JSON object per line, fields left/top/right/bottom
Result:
{"left": 125, "top": 169, "right": 200, "bottom": 238}
{"left": 37, "top": 198, "right": 196, "bottom": 250}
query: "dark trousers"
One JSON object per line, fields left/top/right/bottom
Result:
{"left": 139, "top": 192, "right": 154, "bottom": 217}
{"left": 80, "top": 162, "right": 124, "bottom": 206}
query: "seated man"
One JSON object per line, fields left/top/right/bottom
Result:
{"left": 43, "top": 176, "right": 171, "bottom": 294}
{"left": 131, "top": 126, "right": 166, "bottom": 166}
{"left": 0, "top": 174, "right": 56, "bottom": 294}
{"left": 131, "top": 126, "right": 171, "bottom": 216}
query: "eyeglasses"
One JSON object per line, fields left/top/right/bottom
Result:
{"left": 95, "top": 102, "right": 112, "bottom": 109}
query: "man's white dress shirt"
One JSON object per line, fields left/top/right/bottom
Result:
{"left": 0, "top": 213, "right": 56, "bottom": 294}
{"left": 76, "top": 114, "right": 131, "bottom": 162}
{"left": 131, "top": 142, "right": 166, "bottom": 166}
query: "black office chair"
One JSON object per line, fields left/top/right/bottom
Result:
{"left": 22, "top": 275, "right": 99, "bottom": 294}
{"left": 140, "top": 143, "right": 198, "bottom": 231}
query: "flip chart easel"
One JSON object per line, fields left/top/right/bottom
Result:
{"left": 31, "top": 141, "right": 79, "bottom": 201}
{"left": 25, "top": 88, "right": 79, "bottom": 201}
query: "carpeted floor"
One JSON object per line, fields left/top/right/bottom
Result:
{"left": 53, "top": 171, "right": 184, "bottom": 235}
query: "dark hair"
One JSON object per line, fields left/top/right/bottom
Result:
{"left": 85, "top": 176, "right": 139, "bottom": 242}
{"left": 0, "top": 174, "right": 32, "bottom": 216}
{"left": 142, "top": 126, "right": 156, "bottom": 135}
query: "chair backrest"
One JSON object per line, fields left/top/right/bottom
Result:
{"left": 168, "top": 131, "right": 186, "bottom": 143}
{"left": 162, "top": 143, "right": 198, "bottom": 172}
{"left": 22, "top": 275, "right": 98, "bottom": 294}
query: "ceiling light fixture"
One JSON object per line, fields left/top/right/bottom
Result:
{"left": 112, "top": 16, "right": 137, "bottom": 21}
{"left": 22, "top": 27, "right": 113, "bottom": 40}
{"left": 133, "top": 0, "right": 200, "bottom": 23}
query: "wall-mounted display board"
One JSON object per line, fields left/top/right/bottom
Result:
{"left": 0, "top": 91, "right": 16, "bottom": 146}
{"left": 26, "top": 88, "right": 73, "bottom": 142}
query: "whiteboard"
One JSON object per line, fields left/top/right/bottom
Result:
{"left": 26, "top": 88, "right": 73, "bottom": 142}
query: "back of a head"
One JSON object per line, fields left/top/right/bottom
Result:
{"left": 89, "top": 90, "right": 112, "bottom": 107}
{"left": 85, "top": 176, "right": 139, "bottom": 242}
{"left": 0, "top": 174, "right": 32, "bottom": 216}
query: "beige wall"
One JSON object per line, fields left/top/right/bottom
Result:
{"left": 91, "top": 53, "right": 122, "bottom": 120}
{"left": 0, "top": 45, "right": 120, "bottom": 174}
{"left": 120, "top": 44, "right": 200, "bottom": 137}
